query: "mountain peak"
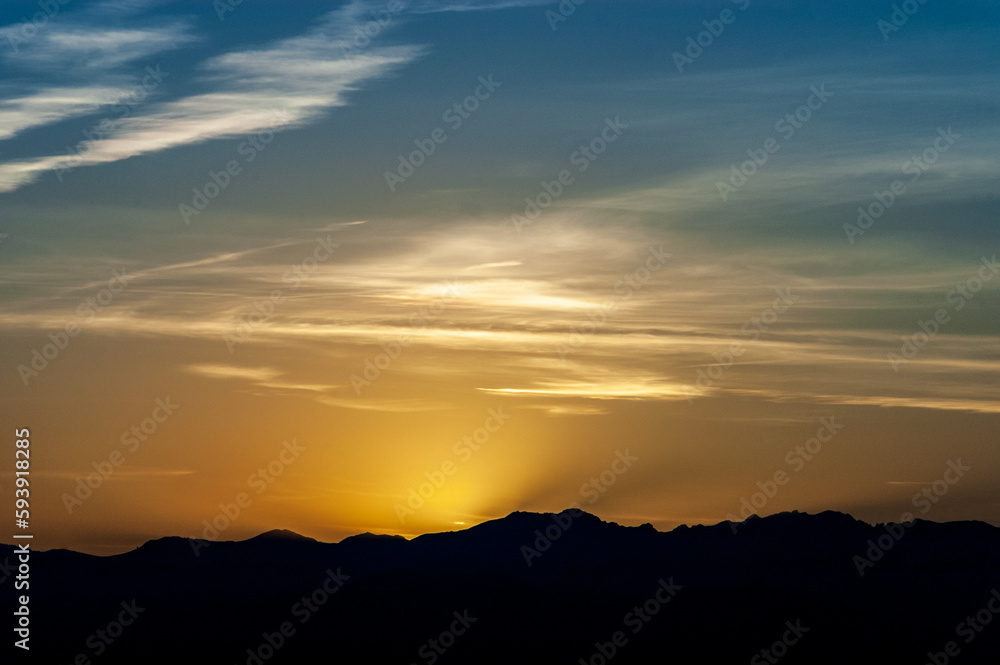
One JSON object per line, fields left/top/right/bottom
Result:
{"left": 247, "top": 529, "right": 316, "bottom": 543}
{"left": 340, "top": 531, "right": 407, "bottom": 544}
{"left": 503, "top": 507, "right": 603, "bottom": 523}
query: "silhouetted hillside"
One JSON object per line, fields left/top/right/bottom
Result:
{"left": 4, "top": 510, "right": 1000, "bottom": 663}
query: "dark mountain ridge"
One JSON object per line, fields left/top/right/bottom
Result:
{"left": 3, "top": 509, "right": 999, "bottom": 663}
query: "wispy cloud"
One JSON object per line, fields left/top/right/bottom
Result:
{"left": 0, "top": 5, "right": 422, "bottom": 192}
{"left": 184, "top": 364, "right": 340, "bottom": 395}
{"left": 316, "top": 397, "right": 454, "bottom": 413}
{"left": 0, "top": 86, "right": 134, "bottom": 141}
{"left": 404, "top": 0, "right": 553, "bottom": 13}
{"left": 184, "top": 364, "right": 449, "bottom": 411}
{"left": 477, "top": 369, "right": 692, "bottom": 401}
{"left": 2, "top": 24, "right": 194, "bottom": 70}
{"left": 3, "top": 220, "right": 998, "bottom": 417}
{"left": 184, "top": 364, "right": 282, "bottom": 383}
{"left": 0, "top": 19, "right": 195, "bottom": 145}
{"left": 522, "top": 404, "right": 611, "bottom": 416}
{"left": 39, "top": 467, "right": 195, "bottom": 480}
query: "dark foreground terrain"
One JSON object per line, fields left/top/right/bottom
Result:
{"left": 4, "top": 509, "right": 1000, "bottom": 663}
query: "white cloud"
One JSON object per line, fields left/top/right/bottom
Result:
{"left": 0, "top": 5, "right": 422, "bottom": 192}
{"left": 0, "top": 86, "right": 130, "bottom": 141}
{"left": 406, "top": 0, "right": 552, "bottom": 12}
{"left": 4, "top": 24, "right": 195, "bottom": 70}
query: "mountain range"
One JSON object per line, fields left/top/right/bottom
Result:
{"left": 4, "top": 509, "right": 1000, "bottom": 663}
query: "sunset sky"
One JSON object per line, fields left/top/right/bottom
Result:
{"left": 1, "top": 0, "right": 998, "bottom": 555}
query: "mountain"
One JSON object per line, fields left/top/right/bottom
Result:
{"left": 3, "top": 509, "right": 999, "bottom": 664}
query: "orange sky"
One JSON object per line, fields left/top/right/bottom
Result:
{"left": 3, "top": 218, "right": 998, "bottom": 554}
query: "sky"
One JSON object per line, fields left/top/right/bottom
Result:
{"left": 1, "top": 0, "right": 998, "bottom": 555}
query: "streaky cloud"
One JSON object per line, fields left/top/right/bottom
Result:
{"left": 0, "top": 6, "right": 422, "bottom": 192}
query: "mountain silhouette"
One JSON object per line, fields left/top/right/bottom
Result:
{"left": 3, "top": 509, "right": 999, "bottom": 663}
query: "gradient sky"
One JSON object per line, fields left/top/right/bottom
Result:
{"left": 1, "top": 0, "right": 998, "bottom": 554}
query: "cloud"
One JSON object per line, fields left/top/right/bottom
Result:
{"left": 316, "top": 397, "right": 454, "bottom": 413}
{"left": 404, "top": 0, "right": 553, "bottom": 12}
{"left": 522, "top": 404, "right": 611, "bottom": 416}
{"left": 184, "top": 363, "right": 341, "bottom": 400}
{"left": 0, "top": 86, "right": 134, "bottom": 142}
{"left": 0, "top": 19, "right": 196, "bottom": 145}
{"left": 38, "top": 467, "right": 195, "bottom": 480}
{"left": 477, "top": 369, "right": 692, "bottom": 401}
{"left": 808, "top": 393, "right": 1000, "bottom": 415}
{"left": 3, "top": 24, "right": 195, "bottom": 70}
{"left": 184, "top": 364, "right": 282, "bottom": 383}
{"left": 3, "top": 220, "right": 998, "bottom": 417}
{"left": 464, "top": 261, "right": 523, "bottom": 271}
{"left": 0, "top": 5, "right": 422, "bottom": 192}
